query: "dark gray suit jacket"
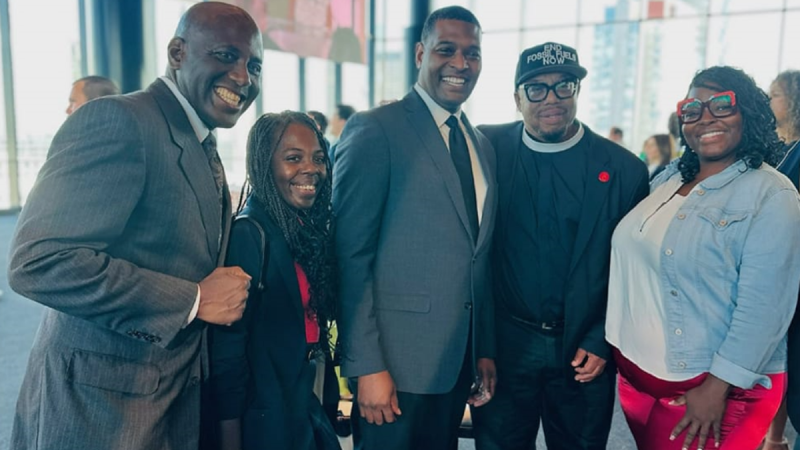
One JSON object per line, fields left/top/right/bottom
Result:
{"left": 333, "top": 90, "right": 497, "bottom": 395}
{"left": 8, "top": 79, "right": 230, "bottom": 450}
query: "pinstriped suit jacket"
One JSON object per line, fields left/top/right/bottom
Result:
{"left": 7, "top": 79, "right": 230, "bottom": 450}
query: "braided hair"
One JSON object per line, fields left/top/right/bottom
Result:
{"left": 244, "top": 111, "right": 337, "bottom": 334}
{"left": 677, "top": 66, "right": 783, "bottom": 183}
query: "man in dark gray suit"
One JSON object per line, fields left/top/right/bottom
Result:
{"left": 333, "top": 6, "right": 497, "bottom": 449}
{"left": 7, "top": 3, "right": 261, "bottom": 449}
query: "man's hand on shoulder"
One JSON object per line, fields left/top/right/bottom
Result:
{"left": 197, "top": 267, "right": 251, "bottom": 325}
{"left": 358, "top": 370, "right": 402, "bottom": 425}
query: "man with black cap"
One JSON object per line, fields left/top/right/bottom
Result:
{"left": 471, "top": 42, "right": 648, "bottom": 449}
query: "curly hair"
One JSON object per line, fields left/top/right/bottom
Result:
{"left": 244, "top": 111, "right": 337, "bottom": 339}
{"left": 773, "top": 70, "right": 800, "bottom": 140}
{"left": 677, "top": 66, "right": 783, "bottom": 183}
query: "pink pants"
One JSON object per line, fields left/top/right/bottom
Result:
{"left": 613, "top": 349, "right": 784, "bottom": 450}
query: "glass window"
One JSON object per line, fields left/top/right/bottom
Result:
{"left": 473, "top": 0, "right": 523, "bottom": 32}
{"left": 578, "top": 21, "right": 640, "bottom": 151}
{"left": 151, "top": 0, "right": 198, "bottom": 79}
{"left": 780, "top": 12, "right": 800, "bottom": 71}
{"left": 305, "top": 57, "right": 335, "bottom": 114}
{"left": 662, "top": 0, "right": 709, "bottom": 18}
{"left": 522, "top": 0, "right": 579, "bottom": 28}
{"left": 580, "top": 0, "right": 643, "bottom": 24}
{"left": 710, "top": 0, "right": 783, "bottom": 14}
{"left": 8, "top": 0, "right": 82, "bottom": 204}
{"left": 342, "top": 62, "right": 369, "bottom": 111}
{"left": 374, "top": 38, "right": 407, "bottom": 104}
{"left": 630, "top": 17, "right": 705, "bottom": 154}
{"left": 375, "top": 0, "right": 410, "bottom": 40}
{"left": 262, "top": 50, "right": 300, "bottom": 112}
{"left": 464, "top": 31, "right": 521, "bottom": 126}
{"left": 706, "top": 13, "right": 782, "bottom": 89}
{"left": 522, "top": 27, "right": 579, "bottom": 51}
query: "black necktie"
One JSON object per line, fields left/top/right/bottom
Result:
{"left": 445, "top": 115, "right": 479, "bottom": 242}
{"left": 201, "top": 133, "right": 225, "bottom": 208}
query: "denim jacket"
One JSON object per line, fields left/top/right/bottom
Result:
{"left": 650, "top": 159, "right": 800, "bottom": 389}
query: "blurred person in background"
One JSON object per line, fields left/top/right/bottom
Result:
{"left": 327, "top": 104, "right": 356, "bottom": 163}
{"left": 609, "top": 126, "right": 625, "bottom": 147}
{"left": 308, "top": 110, "right": 329, "bottom": 135}
{"left": 606, "top": 66, "right": 800, "bottom": 450}
{"left": 758, "top": 69, "right": 800, "bottom": 450}
{"left": 210, "top": 111, "right": 339, "bottom": 450}
{"left": 642, "top": 134, "right": 675, "bottom": 180}
{"left": 65, "top": 75, "right": 120, "bottom": 115}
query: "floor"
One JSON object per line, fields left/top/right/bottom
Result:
{"left": 0, "top": 212, "right": 795, "bottom": 449}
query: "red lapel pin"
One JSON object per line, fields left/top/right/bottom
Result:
{"left": 598, "top": 171, "right": 610, "bottom": 183}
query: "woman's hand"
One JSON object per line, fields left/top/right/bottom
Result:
{"left": 669, "top": 374, "right": 731, "bottom": 450}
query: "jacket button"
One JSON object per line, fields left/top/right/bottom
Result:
{"left": 696, "top": 190, "right": 705, "bottom": 196}
{"left": 464, "top": 302, "right": 473, "bottom": 310}
{"left": 678, "top": 362, "right": 687, "bottom": 369}
{"left": 675, "top": 328, "right": 682, "bottom": 335}
{"left": 670, "top": 290, "right": 678, "bottom": 297}
{"left": 719, "top": 219, "right": 727, "bottom": 226}
{"left": 665, "top": 249, "right": 673, "bottom": 256}
{"left": 677, "top": 213, "right": 686, "bottom": 220}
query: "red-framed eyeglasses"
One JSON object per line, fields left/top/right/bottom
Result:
{"left": 676, "top": 90, "right": 738, "bottom": 124}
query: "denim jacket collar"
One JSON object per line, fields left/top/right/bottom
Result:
{"left": 656, "top": 158, "right": 749, "bottom": 191}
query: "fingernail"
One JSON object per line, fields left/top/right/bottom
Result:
{"left": 669, "top": 435, "right": 675, "bottom": 441}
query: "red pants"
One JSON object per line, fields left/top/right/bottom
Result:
{"left": 613, "top": 349, "right": 784, "bottom": 450}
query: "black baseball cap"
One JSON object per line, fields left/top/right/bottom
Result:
{"left": 515, "top": 42, "right": 588, "bottom": 87}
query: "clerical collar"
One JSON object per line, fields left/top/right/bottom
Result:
{"left": 522, "top": 122, "right": 584, "bottom": 153}
{"left": 160, "top": 76, "right": 212, "bottom": 143}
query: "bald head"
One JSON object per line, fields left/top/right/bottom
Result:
{"left": 174, "top": 2, "right": 259, "bottom": 42}
{"left": 66, "top": 76, "right": 120, "bottom": 115}
{"left": 166, "top": 1, "right": 263, "bottom": 129}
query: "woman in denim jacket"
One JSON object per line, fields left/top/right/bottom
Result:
{"left": 606, "top": 66, "right": 800, "bottom": 450}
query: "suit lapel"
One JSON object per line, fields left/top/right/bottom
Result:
{"left": 404, "top": 91, "right": 475, "bottom": 245}
{"left": 148, "top": 80, "right": 221, "bottom": 263}
{"left": 568, "top": 133, "right": 612, "bottom": 275}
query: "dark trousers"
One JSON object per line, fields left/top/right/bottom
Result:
{"left": 349, "top": 353, "right": 473, "bottom": 450}
{"left": 471, "top": 313, "right": 615, "bottom": 450}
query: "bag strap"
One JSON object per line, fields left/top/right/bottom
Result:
{"left": 233, "top": 213, "right": 270, "bottom": 291}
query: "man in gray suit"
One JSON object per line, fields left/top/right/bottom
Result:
{"left": 333, "top": 6, "right": 496, "bottom": 449}
{"left": 7, "top": 3, "right": 261, "bottom": 449}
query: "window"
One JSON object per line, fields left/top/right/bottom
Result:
{"left": 305, "top": 57, "right": 335, "bottom": 114}
{"left": 781, "top": 11, "right": 800, "bottom": 71}
{"left": 8, "top": 0, "right": 82, "bottom": 204}
{"left": 463, "top": 31, "right": 521, "bottom": 126}
{"left": 342, "top": 62, "right": 369, "bottom": 111}
{"left": 706, "top": 12, "right": 783, "bottom": 88}
{"left": 262, "top": 50, "right": 301, "bottom": 112}
{"left": 0, "top": 24, "right": 8, "bottom": 209}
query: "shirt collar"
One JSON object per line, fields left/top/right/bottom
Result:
{"left": 414, "top": 84, "right": 462, "bottom": 128}
{"left": 521, "top": 121, "right": 584, "bottom": 153}
{"left": 160, "top": 76, "right": 212, "bottom": 143}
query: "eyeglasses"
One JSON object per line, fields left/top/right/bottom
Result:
{"left": 520, "top": 80, "right": 579, "bottom": 103}
{"left": 676, "top": 91, "right": 738, "bottom": 124}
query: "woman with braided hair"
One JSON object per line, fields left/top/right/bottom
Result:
{"left": 606, "top": 66, "right": 800, "bottom": 450}
{"left": 209, "top": 111, "right": 340, "bottom": 450}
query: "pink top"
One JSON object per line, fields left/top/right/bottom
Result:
{"left": 294, "top": 262, "right": 320, "bottom": 344}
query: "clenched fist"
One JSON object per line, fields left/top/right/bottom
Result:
{"left": 197, "top": 266, "right": 251, "bottom": 325}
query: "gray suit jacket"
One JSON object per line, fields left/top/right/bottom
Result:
{"left": 333, "top": 90, "right": 497, "bottom": 395}
{"left": 7, "top": 79, "right": 230, "bottom": 450}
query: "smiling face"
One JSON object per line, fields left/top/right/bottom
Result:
{"left": 168, "top": 9, "right": 263, "bottom": 129}
{"left": 515, "top": 72, "right": 579, "bottom": 142}
{"left": 416, "top": 19, "right": 482, "bottom": 113}
{"left": 271, "top": 122, "right": 328, "bottom": 211}
{"left": 681, "top": 85, "right": 743, "bottom": 165}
